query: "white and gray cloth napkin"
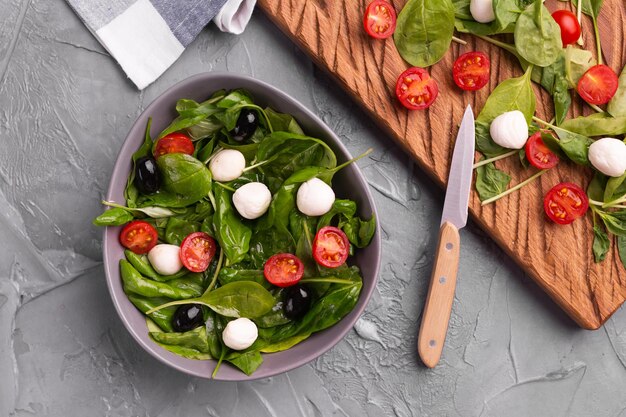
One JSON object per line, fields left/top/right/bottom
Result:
{"left": 66, "top": 0, "right": 256, "bottom": 89}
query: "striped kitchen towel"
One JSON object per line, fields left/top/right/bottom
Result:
{"left": 66, "top": 0, "right": 256, "bottom": 89}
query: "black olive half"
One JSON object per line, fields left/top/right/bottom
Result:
{"left": 172, "top": 304, "right": 204, "bottom": 332}
{"left": 134, "top": 156, "right": 160, "bottom": 194}
{"left": 231, "top": 109, "right": 259, "bottom": 142}
{"left": 282, "top": 285, "right": 312, "bottom": 320}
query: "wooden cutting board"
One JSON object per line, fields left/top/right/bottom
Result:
{"left": 257, "top": 0, "right": 626, "bottom": 329}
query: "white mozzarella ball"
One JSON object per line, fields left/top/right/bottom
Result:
{"left": 296, "top": 178, "right": 335, "bottom": 217}
{"left": 222, "top": 318, "right": 258, "bottom": 351}
{"left": 489, "top": 110, "right": 529, "bottom": 149}
{"left": 232, "top": 182, "right": 272, "bottom": 219}
{"left": 147, "top": 244, "right": 183, "bottom": 276}
{"left": 588, "top": 137, "right": 626, "bottom": 177}
{"left": 470, "top": 0, "right": 495, "bottom": 23}
{"left": 209, "top": 149, "right": 246, "bottom": 182}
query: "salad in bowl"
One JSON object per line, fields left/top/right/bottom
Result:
{"left": 94, "top": 74, "right": 380, "bottom": 379}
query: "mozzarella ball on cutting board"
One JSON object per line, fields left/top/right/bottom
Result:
{"left": 233, "top": 182, "right": 272, "bottom": 219}
{"left": 470, "top": 0, "right": 495, "bottom": 23}
{"left": 296, "top": 178, "right": 335, "bottom": 217}
{"left": 148, "top": 244, "right": 183, "bottom": 276}
{"left": 209, "top": 149, "right": 246, "bottom": 182}
{"left": 222, "top": 318, "right": 258, "bottom": 350}
{"left": 489, "top": 110, "right": 529, "bottom": 149}
{"left": 588, "top": 138, "right": 626, "bottom": 177}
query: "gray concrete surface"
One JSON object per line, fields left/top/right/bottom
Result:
{"left": 1, "top": 1, "right": 625, "bottom": 416}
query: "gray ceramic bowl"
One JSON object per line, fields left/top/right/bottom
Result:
{"left": 103, "top": 72, "right": 381, "bottom": 381}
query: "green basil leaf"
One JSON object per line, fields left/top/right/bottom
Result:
{"left": 92, "top": 207, "right": 134, "bottom": 226}
{"left": 592, "top": 225, "right": 610, "bottom": 262}
{"left": 394, "top": 0, "right": 455, "bottom": 67}
{"left": 475, "top": 161, "right": 512, "bottom": 201}
{"left": 514, "top": 0, "right": 562, "bottom": 67}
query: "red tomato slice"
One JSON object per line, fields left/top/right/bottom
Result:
{"left": 180, "top": 232, "right": 217, "bottom": 272}
{"left": 154, "top": 133, "right": 195, "bottom": 157}
{"left": 551, "top": 10, "right": 581, "bottom": 46}
{"left": 313, "top": 226, "right": 350, "bottom": 268}
{"left": 577, "top": 65, "right": 619, "bottom": 105}
{"left": 363, "top": 0, "right": 397, "bottom": 39}
{"left": 543, "top": 182, "right": 589, "bottom": 225}
{"left": 119, "top": 221, "right": 158, "bottom": 254}
{"left": 525, "top": 132, "right": 559, "bottom": 169}
{"left": 452, "top": 51, "right": 491, "bottom": 91}
{"left": 395, "top": 67, "right": 439, "bottom": 110}
{"left": 264, "top": 254, "right": 304, "bottom": 287}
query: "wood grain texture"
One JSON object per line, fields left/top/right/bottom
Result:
{"left": 418, "top": 222, "right": 460, "bottom": 368}
{"left": 257, "top": 0, "right": 626, "bottom": 329}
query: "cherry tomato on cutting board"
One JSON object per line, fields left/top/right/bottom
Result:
{"left": 452, "top": 51, "right": 491, "bottom": 91}
{"left": 551, "top": 10, "right": 581, "bottom": 46}
{"left": 264, "top": 253, "right": 305, "bottom": 287}
{"left": 525, "top": 132, "right": 559, "bottom": 169}
{"left": 363, "top": 0, "right": 397, "bottom": 39}
{"left": 154, "top": 133, "right": 195, "bottom": 157}
{"left": 544, "top": 183, "right": 589, "bottom": 225}
{"left": 395, "top": 67, "right": 439, "bottom": 110}
{"left": 577, "top": 64, "right": 619, "bottom": 105}
{"left": 180, "top": 232, "right": 217, "bottom": 272}
{"left": 313, "top": 226, "right": 350, "bottom": 268}
{"left": 119, "top": 220, "right": 158, "bottom": 254}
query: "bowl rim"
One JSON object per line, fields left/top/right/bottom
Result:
{"left": 103, "top": 72, "right": 381, "bottom": 381}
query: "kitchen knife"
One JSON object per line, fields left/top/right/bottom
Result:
{"left": 418, "top": 105, "right": 475, "bottom": 368}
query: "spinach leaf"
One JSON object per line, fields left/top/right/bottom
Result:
{"left": 264, "top": 107, "right": 304, "bottom": 134}
{"left": 187, "top": 118, "right": 223, "bottom": 141}
{"left": 597, "top": 211, "right": 626, "bottom": 237}
{"left": 125, "top": 250, "right": 188, "bottom": 282}
{"left": 164, "top": 217, "right": 200, "bottom": 245}
{"left": 587, "top": 171, "right": 607, "bottom": 201}
{"left": 150, "top": 325, "right": 210, "bottom": 353}
{"left": 216, "top": 89, "right": 254, "bottom": 109}
{"left": 475, "top": 67, "right": 536, "bottom": 157}
{"left": 136, "top": 190, "right": 206, "bottom": 209}
{"left": 120, "top": 260, "right": 202, "bottom": 299}
{"left": 146, "top": 319, "right": 211, "bottom": 360}
{"left": 254, "top": 290, "right": 291, "bottom": 328}
{"left": 218, "top": 267, "right": 266, "bottom": 287}
{"left": 514, "top": 0, "right": 562, "bottom": 67}
{"left": 581, "top": 0, "right": 603, "bottom": 16}
{"left": 218, "top": 140, "right": 259, "bottom": 162}
{"left": 618, "top": 235, "right": 626, "bottom": 270}
{"left": 157, "top": 154, "right": 212, "bottom": 204}
{"left": 535, "top": 54, "right": 571, "bottom": 125}
{"left": 248, "top": 228, "right": 295, "bottom": 269}
{"left": 605, "top": 172, "right": 626, "bottom": 203}
{"left": 342, "top": 216, "right": 377, "bottom": 248}
{"left": 454, "top": 0, "right": 524, "bottom": 35}
{"left": 260, "top": 333, "right": 311, "bottom": 353}
{"left": 125, "top": 118, "right": 154, "bottom": 207}
{"left": 475, "top": 161, "right": 511, "bottom": 201}
{"left": 559, "top": 113, "right": 626, "bottom": 137}
{"left": 226, "top": 350, "right": 263, "bottom": 376}
{"left": 93, "top": 207, "right": 133, "bottom": 226}
{"left": 213, "top": 186, "right": 252, "bottom": 264}
{"left": 608, "top": 64, "right": 626, "bottom": 117}
{"left": 158, "top": 98, "right": 223, "bottom": 139}
{"left": 127, "top": 294, "right": 176, "bottom": 332}
{"left": 542, "top": 129, "right": 593, "bottom": 166}
{"left": 394, "top": 0, "right": 456, "bottom": 67}
{"left": 592, "top": 226, "right": 610, "bottom": 262}
{"left": 317, "top": 199, "right": 357, "bottom": 229}
{"left": 148, "top": 281, "right": 275, "bottom": 319}
{"left": 564, "top": 45, "right": 595, "bottom": 88}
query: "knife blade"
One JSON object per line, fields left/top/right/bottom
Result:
{"left": 418, "top": 105, "right": 475, "bottom": 368}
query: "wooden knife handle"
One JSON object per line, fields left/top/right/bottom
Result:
{"left": 418, "top": 221, "right": 461, "bottom": 368}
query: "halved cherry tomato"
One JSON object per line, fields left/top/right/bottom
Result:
{"left": 543, "top": 182, "right": 589, "bottom": 225}
{"left": 577, "top": 64, "right": 619, "bottom": 105}
{"left": 180, "top": 232, "right": 216, "bottom": 272}
{"left": 154, "top": 133, "right": 195, "bottom": 157}
{"left": 395, "top": 67, "right": 439, "bottom": 110}
{"left": 264, "top": 254, "right": 304, "bottom": 287}
{"left": 525, "top": 132, "right": 559, "bottom": 169}
{"left": 313, "top": 226, "right": 350, "bottom": 268}
{"left": 551, "top": 10, "right": 581, "bottom": 46}
{"left": 452, "top": 51, "right": 490, "bottom": 91}
{"left": 119, "top": 221, "right": 158, "bottom": 254}
{"left": 363, "top": 0, "right": 396, "bottom": 39}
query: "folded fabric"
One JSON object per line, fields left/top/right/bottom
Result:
{"left": 66, "top": 0, "right": 257, "bottom": 90}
